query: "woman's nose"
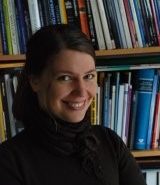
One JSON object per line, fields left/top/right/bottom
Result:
{"left": 73, "top": 79, "right": 86, "bottom": 96}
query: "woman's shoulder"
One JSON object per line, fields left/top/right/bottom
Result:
{"left": 91, "top": 125, "right": 130, "bottom": 158}
{"left": 0, "top": 128, "right": 33, "bottom": 156}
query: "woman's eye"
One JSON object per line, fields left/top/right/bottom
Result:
{"left": 58, "top": 75, "right": 72, "bottom": 81}
{"left": 85, "top": 73, "right": 95, "bottom": 80}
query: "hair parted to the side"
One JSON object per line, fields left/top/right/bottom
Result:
{"left": 12, "top": 24, "right": 95, "bottom": 126}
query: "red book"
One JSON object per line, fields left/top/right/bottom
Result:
{"left": 77, "top": 0, "right": 90, "bottom": 38}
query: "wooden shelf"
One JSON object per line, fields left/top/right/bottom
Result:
{"left": 95, "top": 47, "right": 160, "bottom": 58}
{"left": 132, "top": 150, "right": 160, "bottom": 158}
{"left": 0, "top": 54, "right": 25, "bottom": 61}
{"left": 0, "top": 47, "right": 160, "bottom": 62}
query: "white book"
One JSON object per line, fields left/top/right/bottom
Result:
{"left": 129, "top": 0, "right": 143, "bottom": 47}
{"left": 96, "top": 0, "right": 113, "bottom": 49}
{"left": 121, "top": 83, "right": 129, "bottom": 143}
{"left": 145, "top": 170, "right": 157, "bottom": 185}
{"left": 27, "top": 0, "right": 41, "bottom": 33}
{"left": 4, "top": 74, "right": 16, "bottom": 137}
{"left": 116, "top": 84, "right": 125, "bottom": 137}
{"left": 118, "top": 0, "right": 133, "bottom": 48}
{"left": 89, "top": 0, "right": 106, "bottom": 50}
{"left": 111, "top": 85, "right": 116, "bottom": 130}
{"left": 7, "top": 0, "right": 20, "bottom": 54}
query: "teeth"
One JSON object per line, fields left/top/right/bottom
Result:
{"left": 68, "top": 102, "right": 84, "bottom": 108}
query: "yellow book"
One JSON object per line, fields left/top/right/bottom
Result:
{"left": 90, "top": 96, "right": 97, "bottom": 125}
{"left": 58, "top": 0, "right": 68, "bottom": 24}
{"left": 0, "top": 87, "right": 6, "bottom": 143}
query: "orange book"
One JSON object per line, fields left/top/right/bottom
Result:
{"left": 77, "top": 0, "right": 90, "bottom": 38}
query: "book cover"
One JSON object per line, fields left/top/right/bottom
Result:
{"left": 133, "top": 69, "right": 155, "bottom": 150}
{"left": 146, "top": 73, "right": 158, "bottom": 149}
{"left": 27, "top": 0, "right": 41, "bottom": 33}
{"left": 77, "top": 0, "right": 90, "bottom": 38}
{"left": 89, "top": 0, "right": 106, "bottom": 49}
{"left": 58, "top": 0, "right": 68, "bottom": 24}
{"left": 97, "top": 0, "right": 113, "bottom": 49}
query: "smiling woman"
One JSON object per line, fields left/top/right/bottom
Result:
{"left": 0, "top": 25, "right": 146, "bottom": 185}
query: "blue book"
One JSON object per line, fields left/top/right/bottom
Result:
{"left": 102, "top": 73, "right": 111, "bottom": 128}
{"left": 133, "top": 69, "right": 155, "bottom": 150}
{"left": 146, "top": 73, "right": 159, "bottom": 149}
{"left": 15, "top": 0, "right": 28, "bottom": 53}
{"left": 133, "top": 0, "right": 146, "bottom": 46}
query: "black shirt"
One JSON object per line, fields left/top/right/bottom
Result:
{"left": 0, "top": 112, "right": 146, "bottom": 185}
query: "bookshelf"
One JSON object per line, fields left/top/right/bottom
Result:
{"left": 0, "top": 0, "right": 160, "bottom": 176}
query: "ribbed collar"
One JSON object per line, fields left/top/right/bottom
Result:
{"left": 26, "top": 108, "right": 105, "bottom": 184}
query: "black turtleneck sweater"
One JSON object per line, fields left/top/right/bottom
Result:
{"left": 0, "top": 110, "right": 146, "bottom": 185}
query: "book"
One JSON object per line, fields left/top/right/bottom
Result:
{"left": 15, "top": 0, "right": 28, "bottom": 53}
{"left": 146, "top": 73, "right": 158, "bottom": 149}
{"left": 2, "top": 0, "right": 13, "bottom": 54}
{"left": 8, "top": 0, "right": 20, "bottom": 54}
{"left": 118, "top": 0, "right": 132, "bottom": 48}
{"left": 77, "top": 0, "right": 90, "bottom": 38}
{"left": 151, "top": 92, "right": 160, "bottom": 149}
{"left": 64, "top": 0, "right": 76, "bottom": 24}
{"left": 89, "top": 0, "right": 106, "bottom": 49}
{"left": 96, "top": 0, "right": 113, "bottom": 49}
{"left": 85, "top": 0, "right": 97, "bottom": 49}
{"left": 0, "top": 0, "right": 8, "bottom": 54}
{"left": 129, "top": 0, "right": 143, "bottom": 47}
{"left": 102, "top": 73, "right": 112, "bottom": 127}
{"left": 27, "top": 0, "right": 41, "bottom": 33}
{"left": 116, "top": 84, "right": 125, "bottom": 137}
{"left": 133, "top": 69, "right": 155, "bottom": 150}
{"left": 47, "top": 0, "right": 57, "bottom": 25}
{"left": 58, "top": 0, "right": 68, "bottom": 24}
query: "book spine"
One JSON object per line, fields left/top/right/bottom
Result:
{"left": 77, "top": 0, "right": 90, "bottom": 38}
{"left": 129, "top": 0, "right": 143, "bottom": 47}
{"left": 97, "top": 0, "right": 113, "bottom": 49}
{"left": 118, "top": 0, "right": 133, "bottom": 48}
{"left": 48, "top": 0, "right": 57, "bottom": 25}
{"left": 150, "top": 0, "right": 160, "bottom": 45}
{"left": 85, "top": 0, "right": 97, "bottom": 49}
{"left": 133, "top": 69, "right": 155, "bottom": 150}
{"left": 146, "top": 73, "right": 158, "bottom": 149}
{"left": 27, "top": 0, "right": 41, "bottom": 33}
{"left": 0, "top": 0, "right": 8, "bottom": 54}
{"left": 54, "top": 0, "right": 61, "bottom": 24}
{"left": 2, "top": 0, "right": 13, "bottom": 54}
{"left": 123, "top": 0, "right": 139, "bottom": 48}
{"left": 64, "top": 0, "right": 75, "bottom": 24}
{"left": 113, "top": 0, "right": 128, "bottom": 48}
{"left": 15, "top": 0, "right": 28, "bottom": 53}
{"left": 151, "top": 92, "right": 160, "bottom": 149}
{"left": 89, "top": 0, "right": 106, "bottom": 49}
{"left": 58, "top": 0, "right": 68, "bottom": 24}
{"left": 90, "top": 96, "right": 97, "bottom": 125}
{"left": 8, "top": 0, "right": 20, "bottom": 54}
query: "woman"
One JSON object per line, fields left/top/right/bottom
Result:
{"left": 0, "top": 24, "right": 146, "bottom": 185}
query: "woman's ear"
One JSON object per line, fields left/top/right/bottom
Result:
{"left": 29, "top": 75, "right": 41, "bottom": 92}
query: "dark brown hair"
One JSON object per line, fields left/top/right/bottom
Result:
{"left": 12, "top": 24, "right": 95, "bottom": 125}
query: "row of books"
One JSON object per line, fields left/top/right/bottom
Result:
{"left": 1, "top": 0, "right": 160, "bottom": 55}
{"left": 90, "top": 68, "right": 160, "bottom": 150}
{"left": 0, "top": 70, "right": 23, "bottom": 143}
{"left": 142, "top": 169, "right": 160, "bottom": 185}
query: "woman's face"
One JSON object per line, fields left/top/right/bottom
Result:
{"left": 30, "top": 49, "right": 97, "bottom": 123}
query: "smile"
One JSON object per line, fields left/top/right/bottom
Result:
{"left": 67, "top": 101, "right": 85, "bottom": 109}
